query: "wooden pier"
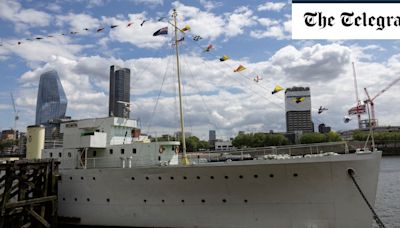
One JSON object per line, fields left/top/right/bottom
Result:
{"left": 0, "top": 159, "right": 59, "bottom": 228}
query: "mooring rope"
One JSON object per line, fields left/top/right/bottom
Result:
{"left": 347, "top": 168, "right": 386, "bottom": 228}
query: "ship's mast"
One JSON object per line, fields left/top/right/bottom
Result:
{"left": 173, "top": 9, "right": 189, "bottom": 165}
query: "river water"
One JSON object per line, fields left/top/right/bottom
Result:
{"left": 374, "top": 156, "right": 400, "bottom": 227}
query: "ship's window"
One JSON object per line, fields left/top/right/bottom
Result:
{"left": 59, "top": 152, "right": 62, "bottom": 157}
{"left": 145, "top": 176, "right": 149, "bottom": 180}
{"left": 158, "top": 176, "right": 162, "bottom": 180}
{"left": 158, "top": 156, "right": 161, "bottom": 161}
{"left": 62, "top": 197, "right": 66, "bottom": 201}
{"left": 222, "top": 199, "right": 227, "bottom": 203}
{"left": 93, "top": 151, "right": 97, "bottom": 157}
{"left": 201, "top": 199, "right": 205, "bottom": 203}
{"left": 162, "top": 199, "right": 165, "bottom": 203}
{"left": 181, "top": 199, "right": 185, "bottom": 203}
{"left": 106, "top": 198, "right": 110, "bottom": 202}
{"left": 254, "top": 174, "right": 258, "bottom": 179}
{"left": 196, "top": 176, "right": 200, "bottom": 179}
{"left": 92, "top": 177, "right": 96, "bottom": 180}
{"left": 74, "top": 198, "right": 77, "bottom": 202}
{"left": 244, "top": 199, "right": 248, "bottom": 203}
{"left": 69, "top": 177, "right": 72, "bottom": 180}
{"left": 131, "top": 177, "right": 135, "bottom": 180}
{"left": 68, "top": 152, "right": 71, "bottom": 158}
{"left": 239, "top": 175, "right": 243, "bottom": 179}
{"left": 210, "top": 176, "right": 214, "bottom": 179}
{"left": 170, "top": 176, "right": 174, "bottom": 180}
{"left": 293, "top": 173, "right": 298, "bottom": 177}
{"left": 121, "top": 148, "right": 125, "bottom": 154}
{"left": 144, "top": 199, "right": 147, "bottom": 203}
{"left": 50, "top": 153, "right": 53, "bottom": 158}
{"left": 132, "top": 148, "right": 136, "bottom": 154}
{"left": 110, "top": 149, "right": 113, "bottom": 154}
{"left": 269, "top": 174, "right": 274, "bottom": 178}
{"left": 86, "top": 198, "right": 90, "bottom": 202}
{"left": 183, "top": 176, "right": 187, "bottom": 180}
{"left": 81, "top": 177, "right": 84, "bottom": 180}
{"left": 224, "top": 176, "right": 229, "bottom": 179}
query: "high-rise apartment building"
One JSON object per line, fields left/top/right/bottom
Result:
{"left": 285, "top": 87, "right": 313, "bottom": 133}
{"left": 209, "top": 130, "right": 216, "bottom": 147}
{"left": 109, "top": 65, "right": 131, "bottom": 118}
{"left": 35, "top": 70, "right": 68, "bottom": 125}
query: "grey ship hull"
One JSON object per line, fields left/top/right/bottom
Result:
{"left": 58, "top": 151, "right": 381, "bottom": 228}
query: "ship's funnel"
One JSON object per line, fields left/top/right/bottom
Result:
{"left": 26, "top": 125, "right": 45, "bottom": 159}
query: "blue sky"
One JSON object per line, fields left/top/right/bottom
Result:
{"left": 1, "top": 0, "right": 400, "bottom": 139}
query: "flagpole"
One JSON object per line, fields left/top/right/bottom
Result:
{"left": 173, "top": 9, "right": 189, "bottom": 165}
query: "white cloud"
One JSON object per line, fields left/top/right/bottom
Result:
{"left": 224, "top": 6, "right": 257, "bottom": 38}
{"left": 55, "top": 13, "right": 101, "bottom": 34}
{"left": 257, "top": 2, "right": 286, "bottom": 12}
{"left": 133, "top": 0, "right": 163, "bottom": 6}
{"left": 0, "top": 0, "right": 51, "bottom": 31}
{"left": 251, "top": 17, "right": 291, "bottom": 40}
{"left": 199, "top": 0, "right": 223, "bottom": 11}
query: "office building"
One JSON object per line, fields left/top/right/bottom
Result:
{"left": 109, "top": 65, "right": 131, "bottom": 118}
{"left": 285, "top": 87, "right": 313, "bottom": 133}
{"left": 35, "top": 70, "right": 68, "bottom": 125}
{"left": 209, "top": 130, "right": 216, "bottom": 147}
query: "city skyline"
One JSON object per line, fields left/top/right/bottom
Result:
{"left": 0, "top": 1, "right": 400, "bottom": 139}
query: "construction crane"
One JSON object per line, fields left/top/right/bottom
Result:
{"left": 351, "top": 62, "right": 363, "bottom": 129}
{"left": 364, "top": 76, "right": 400, "bottom": 127}
{"left": 10, "top": 92, "right": 19, "bottom": 131}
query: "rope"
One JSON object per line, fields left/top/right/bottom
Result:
{"left": 347, "top": 168, "right": 385, "bottom": 228}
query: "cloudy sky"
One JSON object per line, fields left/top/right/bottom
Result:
{"left": 0, "top": 0, "right": 400, "bottom": 140}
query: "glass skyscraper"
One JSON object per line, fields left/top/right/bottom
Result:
{"left": 109, "top": 65, "right": 131, "bottom": 118}
{"left": 35, "top": 70, "right": 68, "bottom": 125}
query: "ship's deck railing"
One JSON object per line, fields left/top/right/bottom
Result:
{"left": 185, "top": 141, "right": 350, "bottom": 163}
{"left": 61, "top": 156, "right": 159, "bottom": 169}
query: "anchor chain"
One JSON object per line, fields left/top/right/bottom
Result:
{"left": 347, "top": 168, "right": 385, "bottom": 228}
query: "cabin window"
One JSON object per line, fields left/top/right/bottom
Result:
{"left": 109, "top": 149, "right": 113, "bottom": 154}
{"left": 59, "top": 152, "right": 62, "bottom": 157}
{"left": 68, "top": 152, "right": 72, "bottom": 158}
{"left": 121, "top": 148, "right": 125, "bottom": 154}
{"left": 50, "top": 153, "right": 53, "bottom": 158}
{"left": 158, "top": 156, "right": 161, "bottom": 161}
{"left": 93, "top": 151, "right": 97, "bottom": 157}
{"left": 132, "top": 148, "right": 137, "bottom": 154}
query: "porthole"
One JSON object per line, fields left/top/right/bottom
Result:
{"left": 145, "top": 176, "right": 149, "bottom": 180}
{"left": 74, "top": 198, "right": 77, "bottom": 202}
{"left": 269, "top": 174, "right": 274, "bottom": 178}
{"left": 222, "top": 199, "right": 227, "bottom": 203}
{"left": 62, "top": 197, "right": 66, "bottom": 201}
{"left": 158, "top": 176, "right": 162, "bottom": 180}
{"left": 196, "top": 176, "right": 200, "bottom": 179}
{"left": 201, "top": 199, "right": 206, "bottom": 203}
{"left": 293, "top": 173, "right": 298, "bottom": 177}
{"left": 181, "top": 199, "right": 185, "bottom": 203}
{"left": 224, "top": 176, "right": 229, "bottom": 179}
{"left": 69, "top": 177, "right": 72, "bottom": 180}
{"left": 254, "top": 174, "right": 258, "bottom": 178}
{"left": 170, "top": 176, "right": 174, "bottom": 180}
{"left": 131, "top": 177, "right": 135, "bottom": 180}
{"left": 92, "top": 177, "right": 96, "bottom": 180}
{"left": 239, "top": 175, "right": 243, "bottom": 179}
{"left": 183, "top": 176, "right": 187, "bottom": 180}
{"left": 210, "top": 176, "right": 214, "bottom": 179}
{"left": 244, "top": 199, "right": 248, "bottom": 203}
{"left": 144, "top": 199, "right": 147, "bottom": 203}
{"left": 81, "top": 177, "right": 84, "bottom": 180}
{"left": 86, "top": 198, "right": 90, "bottom": 202}
{"left": 106, "top": 198, "right": 110, "bottom": 202}
{"left": 162, "top": 199, "right": 165, "bottom": 203}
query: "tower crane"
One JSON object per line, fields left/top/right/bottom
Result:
{"left": 351, "top": 62, "right": 363, "bottom": 129}
{"left": 364, "top": 76, "right": 400, "bottom": 127}
{"left": 10, "top": 92, "right": 19, "bottom": 138}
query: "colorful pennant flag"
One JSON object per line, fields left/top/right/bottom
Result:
{"left": 234, "top": 65, "right": 246, "bottom": 72}
{"left": 219, "top": 55, "right": 229, "bottom": 62}
{"left": 141, "top": 20, "right": 147, "bottom": 26}
{"left": 204, "top": 44, "right": 213, "bottom": 52}
{"left": 271, "top": 85, "right": 284, "bottom": 94}
{"left": 110, "top": 25, "right": 118, "bottom": 29}
{"left": 153, "top": 27, "right": 168, "bottom": 36}
{"left": 127, "top": 22, "right": 133, "bottom": 27}
{"left": 181, "top": 25, "right": 190, "bottom": 32}
{"left": 193, "top": 35, "right": 202, "bottom": 41}
{"left": 96, "top": 28, "right": 105, "bottom": 32}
